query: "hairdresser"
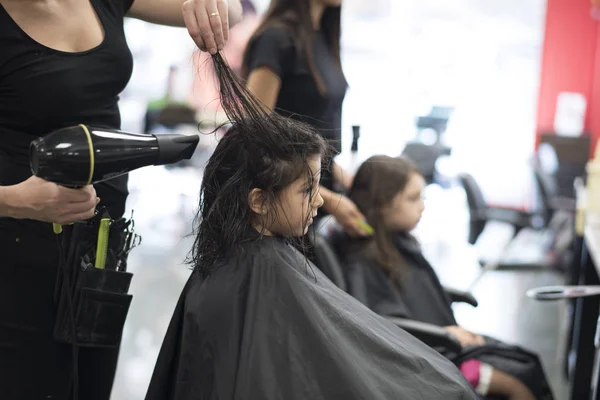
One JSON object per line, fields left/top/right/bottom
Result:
{"left": 0, "top": 0, "right": 241, "bottom": 398}
{"left": 242, "top": 0, "right": 369, "bottom": 237}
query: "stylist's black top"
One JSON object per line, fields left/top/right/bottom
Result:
{"left": 0, "top": 2, "right": 134, "bottom": 398}
{"left": 0, "top": 0, "right": 134, "bottom": 221}
{"left": 245, "top": 26, "right": 347, "bottom": 190}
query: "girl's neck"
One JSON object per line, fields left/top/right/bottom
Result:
{"left": 252, "top": 222, "right": 273, "bottom": 236}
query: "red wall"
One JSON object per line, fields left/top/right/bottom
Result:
{"left": 591, "top": 11, "right": 600, "bottom": 156}
{"left": 536, "top": 0, "right": 600, "bottom": 157}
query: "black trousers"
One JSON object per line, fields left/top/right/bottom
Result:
{"left": 0, "top": 219, "right": 120, "bottom": 400}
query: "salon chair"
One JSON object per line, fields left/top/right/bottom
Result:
{"left": 459, "top": 173, "right": 555, "bottom": 270}
{"left": 531, "top": 161, "right": 576, "bottom": 265}
{"left": 414, "top": 106, "right": 454, "bottom": 145}
{"left": 533, "top": 163, "right": 576, "bottom": 227}
{"left": 458, "top": 173, "right": 542, "bottom": 246}
{"left": 401, "top": 142, "right": 452, "bottom": 185}
{"left": 537, "top": 133, "right": 590, "bottom": 200}
{"left": 459, "top": 169, "right": 574, "bottom": 271}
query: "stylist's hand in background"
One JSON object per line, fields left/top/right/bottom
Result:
{"left": 183, "top": 0, "right": 243, "bottom": 54}
{"left": 5, "top": 176, "right": 99, "bottom": 224}
{"left": 325, "top": 193, "right": 371, "bottom": 237}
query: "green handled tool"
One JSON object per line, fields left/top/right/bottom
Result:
{"left": 356, "top": 219, "right": 375, "bottom": 236}
{"left": 94, "top": 218, "right": 111, "bottom": 270}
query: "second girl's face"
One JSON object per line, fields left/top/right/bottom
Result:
{"left": 380, "top": 173, "right": 426, "bottom": 232}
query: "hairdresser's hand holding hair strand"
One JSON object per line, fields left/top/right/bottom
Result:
{"left": 217, "top": 0, "right": 230, "bottom": 43}
{"left": 183, "top": 0, "right": 231, "bottom": 54}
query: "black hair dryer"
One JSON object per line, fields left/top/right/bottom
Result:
{"left": 30, "top": 124, "right": 199, "bottom": 233}
{"left": 30, "top": 124, "right": 199, "bottom": 187}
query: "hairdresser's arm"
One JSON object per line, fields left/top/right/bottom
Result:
{"left": 332, "top": 162, "right": 353, "bottom": 191}
{"left": 246, "top": 67, "right": 281, "bottom": 112}
{"left": 320, "top": 187, "right": 369, "bottom": 237}
{"left": 128, "top": 0, "right": 243, "bottom": 52}
{"left": 0, "top": 177, "right": 98, "bottom": 223}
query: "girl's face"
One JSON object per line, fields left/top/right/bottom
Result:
{"left": 265, "top": 155, "right": 324, "bottom": 237}
{"left": 380, "top": 173, "right": 426, "bottom": 232}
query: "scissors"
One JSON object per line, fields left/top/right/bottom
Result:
{"left": 526, "top": 286, "right": 600, "bottom": 300}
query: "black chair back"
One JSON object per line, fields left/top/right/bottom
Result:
{"left": 310, "top": 233, "right": 347, "bottom": 291}
{"left": 401, "top": 142, "right": 451, "bottom": 184}
{"left": 532, "top": 163, "right": 556, "bottom": 226}
{"left": 457, "top": 173, "right": 487, "bottom": 244}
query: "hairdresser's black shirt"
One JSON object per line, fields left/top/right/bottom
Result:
{"left": 245, "top": 26, "right": 347, "bottom": 189}
{"left": 0, "top": 0, "right": 134, "bottom": 227}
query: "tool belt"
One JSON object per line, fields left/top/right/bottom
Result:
{"left": 53, "top": 208, "right": 141, "bottom": 347}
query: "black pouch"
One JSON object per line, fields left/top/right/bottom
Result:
{"left": 53, "top": 211, "right": 136, "bottom": 348}
{"left": 54, "top": 266, "right": 133, "bottom": 347}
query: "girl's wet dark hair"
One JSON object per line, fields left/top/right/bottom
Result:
{"left": 347, "top": 155, "right": 421, "bottom": 285}
{"left": 190, "top": 53, "right": 328, "bottom": 276}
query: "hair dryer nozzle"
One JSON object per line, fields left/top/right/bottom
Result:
{"left": 155, "top": 134, "right": 199, "bottom": 165}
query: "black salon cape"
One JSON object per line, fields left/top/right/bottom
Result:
{"left": 339, "top": 233, "right": 555, "bottom": 400}
{"left": 146, "top": 235, "right": 477, "bottom": 400}
{"left": 344, "top": 235, "right": 457, "bottom": 327}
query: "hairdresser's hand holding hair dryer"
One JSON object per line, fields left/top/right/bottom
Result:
{"left": 0, "top": 0, "right": 240, "bottom": 398}
{"left": 0, "top": 0, "right": 242, "bottom": 225}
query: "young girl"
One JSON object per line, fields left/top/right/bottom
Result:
{"left": 145, "top": 55, "right": 477, "bottom": 399}
{"left": 337, "top": 155, "right": 553, "bottom": 400}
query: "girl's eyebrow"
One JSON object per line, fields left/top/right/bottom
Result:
{"left": 301, "top": 178, "right": 313, "bottom": 188}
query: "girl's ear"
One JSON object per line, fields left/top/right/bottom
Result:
{"left": 249, "top": 188, "right": 267, "bottom": 215}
